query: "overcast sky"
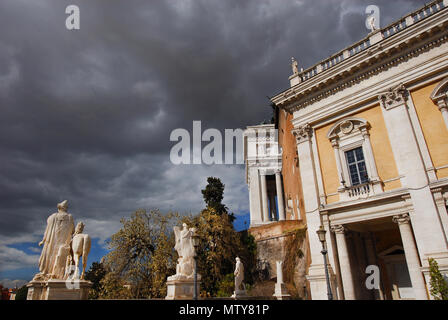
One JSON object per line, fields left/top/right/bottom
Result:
{"left": 0, "top": 0, "right": 425, "bottom": 286}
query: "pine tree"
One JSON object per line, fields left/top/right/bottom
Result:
{"left": 84, "top": 261, "right": 107, "bottom": 299}
{"left": 201, "top": 177, "right": 228, "bottom": 215}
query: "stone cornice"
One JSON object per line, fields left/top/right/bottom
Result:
{"left": 271, "top": 6, "right": 448, "bottom": 113}
{"left": 290, "top": 50, "right": 448, "bottom": 130}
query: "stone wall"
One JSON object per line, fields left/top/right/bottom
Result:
{"left": 249, "top": 220, "right": 307, "bottom": 298}
{"left": 277, "top": 109, "right": 306, "bottom": 221}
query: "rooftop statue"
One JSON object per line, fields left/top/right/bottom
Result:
{"left": 367, "top": 15, "right": 378, "bottom": 32}
{"left": 291, "top": 57, "right": 299, "bottom": 75}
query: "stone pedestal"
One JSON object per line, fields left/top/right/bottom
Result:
{"left": 231, "top": 289, "right": 247, "bottom": 299}
{"left": 165, "top": 279, "right": 200, "bottom": 300}
{"left": 27, "top": 279, "right": 92, "bottom": 300}
{"left": 273, "top": 283, "right": 291, "bottom": 300}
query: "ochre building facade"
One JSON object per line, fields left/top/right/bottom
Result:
{"left": 245, "top": 0, "right": 448, "bottom": 300}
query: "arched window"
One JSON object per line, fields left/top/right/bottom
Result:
{"left": 430, "top": 77, "right": 448, "bottom": 129}
{"left": 327, "top": 117, "right": 383, "bottom": 201}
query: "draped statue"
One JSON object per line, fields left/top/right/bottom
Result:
{"left": 234, "top": 257, "right": 245, "bottom": 291}
{"left": 231, "top": 257, "right": 246, "bottom": 298}
{"left": 33, "top": 200, "right": 74, "bottom": 281}
{"left": 27, "top": 200, "right": 93, "bottom": 300}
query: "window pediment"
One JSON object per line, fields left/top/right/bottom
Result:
{"left": 430, "top": 77, "right": 448, "bottom": 130}
{"left": 326, "top": 117, "right": 382, "bottom": 202}
{"left": 327, "top": 117, "right": 370, "bottom": 141}
{"left": 430, "top": 77, "right": 448, "bottom": 102}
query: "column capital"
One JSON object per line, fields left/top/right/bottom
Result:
{"left": 330, "top": 136, "right": 339, "bottom": 148}
{"left": 274, "top": 169, "right": 282, "bottom": 175}
{"left": 259, "top": 169, "right": 268, "bottom": 176}
{"left": 292, "top": 124, "right": 313, "bottom": 144}
{"left": 361, "top": 131, "right": 371, "bottom": 139}
{"left": 392, "top": 213, "right": 411, "bottom": 225}
{"left": 331, "top": 224, "right": 345, "bottom": 234}
{"left": 436, "top": 98, "right": 448, "bottom": 112}
{"left": 378, "top": 83, "right": 409, "bottom": 110}
{"left": 359, "top": 123, "right": 371, "bottom": 138}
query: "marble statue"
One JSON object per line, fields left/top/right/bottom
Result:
{"left": 367, "top": 15, "right": 378, "bottom": 32}
{"left": 168, "top": 223, "right": 197, "bottom": 280}
{"left": 291, "top": 57, "right": 299, "bottom": 75}
{"left": 234, "top": 257, "right": 244, "bottom": 291}
{"left": 33, "top": 200, "right": 75, "bottom": 281}
{"left": 231, "top": 257, "right": 246, "bottom": 298}
{"left": 165, "top": 223, "right": 201, "bottom": 299}
{"left": 71, "top": 222, "right": 91, "bottom": 280}
{"left": 27, "top": 200, "right": 92, "bottom": 300}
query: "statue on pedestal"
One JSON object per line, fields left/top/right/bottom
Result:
{"left": 168, "top": 223, "right": 198, "bottom": 281}
{"left": 166, "top": 223, "right": 200, "bottom": 299}
{"left": 27, "top": 200, "right": 92, "bottom": 300}
{"left": 231, "top": 257, "right": 246, "bottom": 298}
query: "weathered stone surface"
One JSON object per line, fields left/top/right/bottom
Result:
{"left": 27, "top": 279, "right": 91, "bottom": 300}
{"left": 249, "top": 221, "right": 307, "bottom": 298}
{"left": 165, "top": 279, "right": 200, "bottom": 300}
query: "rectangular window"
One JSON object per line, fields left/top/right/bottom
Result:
{"left": 345, "top": 147, "right": 369, "bottom": 186}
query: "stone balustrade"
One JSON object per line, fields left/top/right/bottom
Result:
{"left": 346, "top": 182, "right": 371, "bottom": 199}
{"left": 291, "top": 0, "right": 447, "bottom": 86}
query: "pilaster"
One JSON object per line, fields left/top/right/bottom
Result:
{"left": 379, "top": 84, "right": 448, "bottom": 266}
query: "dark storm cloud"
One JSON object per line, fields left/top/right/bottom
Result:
{"left": 0, "top": 0, "right": 426, "bottom": 264}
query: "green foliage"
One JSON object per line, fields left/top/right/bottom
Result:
{"left": 216, "top": 273, "right": 235, "bottom": 297}
{"left": 14, "top": 285, "right": 28, "bottom": 300}
{"left": 84, "top": 261, "right": 107, "bottom": 299}
{"left": 429, "top": 258, "right": 448, "bottom": 300}
{"left": 201, "top": 177, "right": 228, "bottom": 216}
{"left": 98, "top": 272, "right": 133, "bottom": 300}
{"left": 96, "top": 177, "right": 256, "bottom": 299}
{"left": 181, "top": 207, "right": 256, "bottom": 297}
{"left": 99, "top": 209, "right": 178, "bottom": 299}
{"left": 238, "top": 231, "right": 257, "bottom": 285}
